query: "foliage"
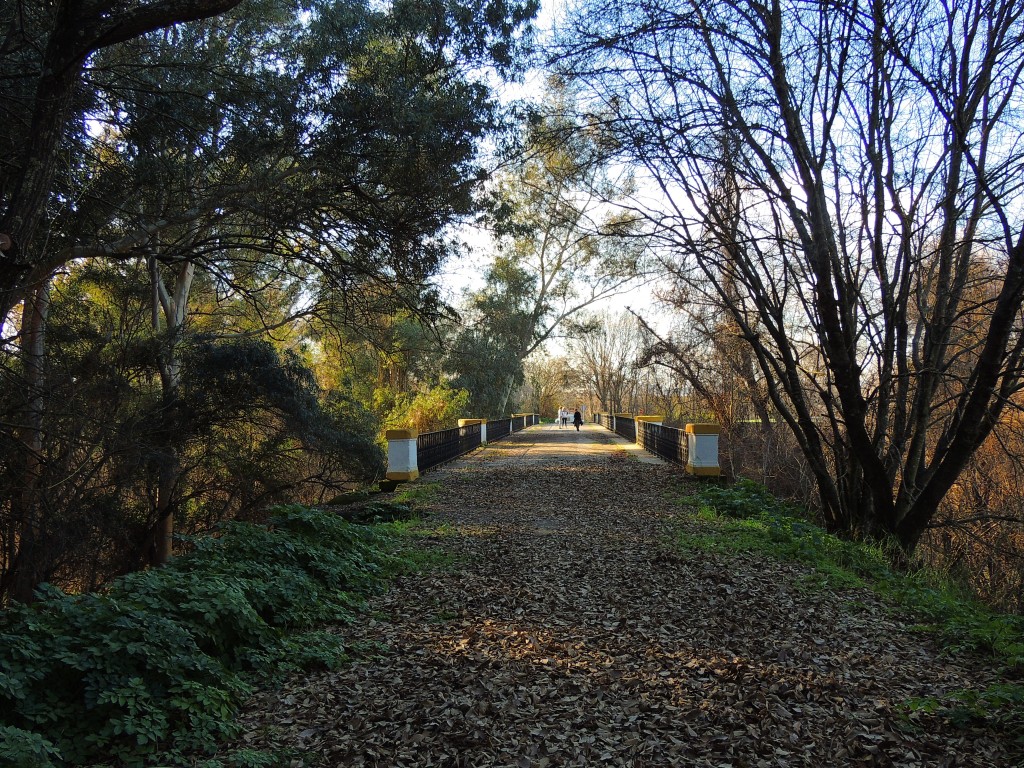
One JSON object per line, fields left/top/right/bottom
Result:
{"left": 0, "top": 506, "right": 403, "bottom": 766}
{"left": 447, "top": 82, "right": 647, "bottom": 419}
{"left": 392, "top": 481, "right": 441, "bottom": 506}
{"left": 380, "top": 382, "right": 471, "bottom": 433}
{"left": 1, "top": 0, "right": 537, "bottom": 600}
{"left": 0, "top": 725, "right": 60, "bottom": 768}
{"left": 677, "top": 479, "right": 1024, "bottom": 736}
{"left": 679, "top": 480, "right": 892, "bottom": 589}
{"left": 906, "top": 684, "right": 1024, "bottom": 736}
{"left": 447, "top": 258, "right": 536, "bottom": 417}
{"left": 0, "top": 323, "right": 386, "bottom": 602}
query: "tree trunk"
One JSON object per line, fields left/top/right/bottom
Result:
{"left": 146, "top": 255, "right": 195, "bottom": 565}
{"left": 4, "top": 280, "right": 51, "bottom": 602}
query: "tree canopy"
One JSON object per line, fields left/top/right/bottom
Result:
{"left": 0, "top": 0, "right": 537, "bottom": 601}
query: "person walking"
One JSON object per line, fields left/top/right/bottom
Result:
{"left": 573, "top": 408, "right": 583, "bottom": 431}
{"left": 557, "top": 407, "right": 565, "bottom": 428}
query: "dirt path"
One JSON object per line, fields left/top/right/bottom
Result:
{"left": 234, "top": 424, "right": 1018, "bottom": 766}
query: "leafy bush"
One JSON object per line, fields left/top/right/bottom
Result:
{"left": 681, "top": 479, "right": 892, "bottom": 584}
{"left": 0, "top": 585, "right": 247, "bottom": 764}
{"left": 0, "top": 505, "right": 401, "bottom": 766}
{"left": 380, "top": 382, "right": 471, "bottom": 433}
{"left": 0, "top": 725, "right": 60, "bottom": 768}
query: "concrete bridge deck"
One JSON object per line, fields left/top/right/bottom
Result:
{"left": 473, "top": 421, "right": 664, "bottom": 467}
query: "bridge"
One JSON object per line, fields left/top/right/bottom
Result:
{"left": 385, "top": 414, "right": 722, "bottom": 481}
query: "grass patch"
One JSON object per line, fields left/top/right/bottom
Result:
{"left": 393, "top": 481, "right": 440, "bottom": 505}
{"left": 677, "top": 480, "right": 889, "bottom": 589}
{"left": 675, "top": 478, "right": 1024, "bottom": 739}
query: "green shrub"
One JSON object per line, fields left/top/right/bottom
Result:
{"left": 679, "top": 480, "right": 891, "bottom": 585}
{"left": 0, "top": 505, "right": 401, "bottom": 766}
{"left": 109, "top": 570, "right": 278, "bottom": 669}
{"left": 0, "top": 585, "right": 247, "bottom": 764}
{"left": 0, "top": 725, "right": 60, "bottom": 768}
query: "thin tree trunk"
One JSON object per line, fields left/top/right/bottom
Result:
{"left": 5, "top": 279, "right": 51, "bottom": 602}
{"left": 147, "top": 255, "right": 195, "bottom": 565}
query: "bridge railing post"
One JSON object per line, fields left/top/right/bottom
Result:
{"left": 685, "top": 423, "right": 720, "bottom": 476}
{"left": 386, "top": 428, "right": 419, "bottom": 482}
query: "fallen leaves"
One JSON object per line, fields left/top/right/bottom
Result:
{"left": 224, "top": 435, "right": 1021, "bottom": 767}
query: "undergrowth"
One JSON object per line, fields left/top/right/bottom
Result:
{"left": 0, "top": 503, "right": 424, "bottom": 767}
{"left": 677, "top": 478, "right": 1024, "bottom": 740}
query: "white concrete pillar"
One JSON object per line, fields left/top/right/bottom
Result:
{"left": 386, "top": 428, "right": 419, "bottom": 481}
{"left": 685, "top": 423, "right": 720, "bottom": 476}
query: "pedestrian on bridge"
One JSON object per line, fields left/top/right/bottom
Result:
{"left": 573, "top": 409, "right": 583, "bottom": 431}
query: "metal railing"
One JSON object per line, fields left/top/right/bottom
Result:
{"left": 636, "top": 421, "right": 689, "bottom": 466}
{"left": 487, "top": 418, "right": 511, "bottom": 441}
{"left": 417, "top": 423, "right": 481, "bottom": 472}
{"left": 615, "top": 415, "right": 636, "bottom": 442}
{"left": 412, "top": 415, "right": 539, "bottom": 475}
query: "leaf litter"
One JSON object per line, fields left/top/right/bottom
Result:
{"left": 226, "top": 430, "right": 1021, "bottom": 767}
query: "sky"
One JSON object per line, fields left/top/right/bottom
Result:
{"left": 429, "top": 0, "right": 669, "bottom": 347}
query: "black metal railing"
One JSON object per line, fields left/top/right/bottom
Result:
{"left": 512, "top": 415, "right": 526, "bottom": 432}
{"left": 487, "top": 418, "right": 511, "bottom": 441}
{"left": 417, "top": 423, "right": 481, "bottom": 472}
{"left": 637, "top": 421, "right": 688, "bottom": 466}
{"left": 615, "top": 415, "right": 636, "bottom": 442}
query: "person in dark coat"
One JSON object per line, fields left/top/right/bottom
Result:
{"left": 573, "top": 409, "right": 583, "bottom": 431}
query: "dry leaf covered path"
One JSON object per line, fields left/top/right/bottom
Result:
{"left": 236, "top": 423, "right": 1019, "bottom": 766}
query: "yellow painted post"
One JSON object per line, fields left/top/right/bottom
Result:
{"left": 685, "top": 423, "right": 720, "bottom": 476}
{"left": 385, "top": 428, "right": 419, "bottom": 482}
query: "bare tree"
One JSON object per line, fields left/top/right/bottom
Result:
{"left": 520, "top": 353, "right": 574, "bottom": 417}
{"left": 558, "top": 0, "right": 1024, "bottom": 554}
{"left": 569, "top": 310, "right": 643, "bottom": 413}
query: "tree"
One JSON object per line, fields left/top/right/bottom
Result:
{"left": 474, "top": 83, "right": 648, "bottom": 379}
{"left": 558, "top": 0, "right": 1024, "bottom": 554}
{"left": 0, "top": 260, "right": 389, "bottom": 602}
{"left": 634, "top": 290, "right": 774, "bottom": 431}
{"left": 0, "top": 0, "right": 247, "bottom": 319}
{"left": 0, "top": 0, "right": 538, "bottom": 597}
{"left": 447, "top": 257, "right": 536, "bottom": 416}
{"left": 520, "top": 353, "right": 574, "bottom": 417}
{"left": 568, "top": 310, "right": 642, "bottom": 413}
